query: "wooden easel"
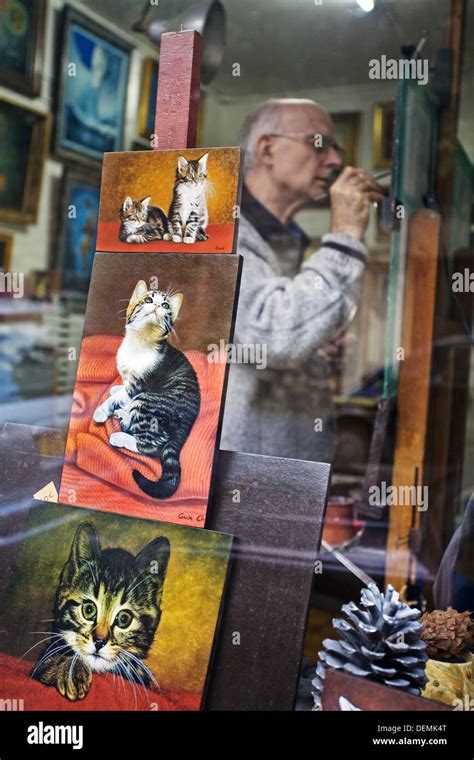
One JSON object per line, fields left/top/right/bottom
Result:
{"left": 153, "top": 30, "right": 202, "bottom": 151}
{"left": 385, "top": 210, "right": 442, "bottom": 589}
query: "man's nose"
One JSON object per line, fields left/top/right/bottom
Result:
{"left": 324, "top": 146, "right": 343, "bottom": 167}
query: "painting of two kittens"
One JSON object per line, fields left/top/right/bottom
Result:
{"left": 97, "top": 147, "right": 242, "bottom": 254}
{"left": 120, "top": 153, "right": 209, "bottom": 245}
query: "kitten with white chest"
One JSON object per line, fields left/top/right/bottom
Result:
{"left": 93, "top": 280, "right": 200, "bottom": 499}
{"left": 32, "top": 522, "right": 170, "bottom": 701}
{"left": 163, "top": 154, "right": 209, "bottom": 244}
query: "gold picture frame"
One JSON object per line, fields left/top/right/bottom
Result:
{"left": 0, "top": 232, "right": 13, "bottom": 271}
{"left": 138, "top": 57, "right": 158, "bottom": 141}
{"left": 373, "top": 102, "right": 395, "bottom": 170}
{"left": 331, "top": 112, "right": 361, "bottom": 167}
{"left": 0, "top": 98, "right": 50, "bottom": 225}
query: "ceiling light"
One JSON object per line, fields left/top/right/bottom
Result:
{"left": 356, "top": 0, "right": 375, "bottom": 12}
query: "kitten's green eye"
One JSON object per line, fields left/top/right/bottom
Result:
{"left": 115, "top": 610, "right": 133, "bottom": 629}
{"left": 82, "top": 601, "right": 97, "bottom": 620}
{"left": 162, "top": 303, "right": 170, "bottom": 310}
{"left": 144, "top": 296, "right": 153, "bottom": 304}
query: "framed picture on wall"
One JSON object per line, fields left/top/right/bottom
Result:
{"left": 138, "top": 57, "right": 158, "bottom": 142}
{"left": 331, "top": 112, "right": 361, "bottom": 167}
{"left": 54, "top": 7, "right": 131, "bottom": 163}
{"left": 0, "top": 98, "right": 50, "bottom": 225}
{"left": 0, "top": 233, "right": 13, "bottom": 271}
{"left": 0, "top": 0, "right": 46, "bottom": 97}
{"left": 55, "top": 166, "right": 100, "bottom": 296}
{"left": 373, "top": 102, "right": 395, "bottom": 170}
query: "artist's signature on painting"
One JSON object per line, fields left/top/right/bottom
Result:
{"left": 178, "top": 513, "right": 205, "bottom": 522}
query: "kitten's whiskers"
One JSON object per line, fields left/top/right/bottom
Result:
{"left": 121, "top": 649, "right": 160, "bottom": 691}
{"left": 21, "top": 632, "right": 64, "bottom": 661}
{"left": 31, "top": 642, "right": 71, "bottom": 677}
{"left": 115, "top": 654, "right": 139, "bottom": 710}
{"left": 68, "top": 652, "right": 80, "bottom": 686}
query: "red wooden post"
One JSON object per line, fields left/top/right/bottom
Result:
{"left": 153, "top": 30, "right": 203, "bottom": 151}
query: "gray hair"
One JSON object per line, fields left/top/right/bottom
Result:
{"left": 241, "top": 98, "right": 322, "bottom": 174}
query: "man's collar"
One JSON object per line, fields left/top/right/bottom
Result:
{"left": 241, "top": 184, "right": 310, "bottom": 251}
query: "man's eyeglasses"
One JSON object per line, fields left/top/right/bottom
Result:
{"left": 269, "top": 132, "right": 343, "bottom": 156}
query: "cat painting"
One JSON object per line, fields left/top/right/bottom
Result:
{"left": 119, "top": 196, "right": 169, "bottom": 243}
{"left": 93, "top": 279, "right": 200, "bottom": 499}
{"left": 118, "top": 154, "right": 209, "bottom": 246}
{"left": 163, "top": 153, "right": 209, "bottom": 244}
{"left": 32, "top": 522, "right": 170, "bottom": 701}
{"left": 97, "top": 147, "right": 241, "bottom": 254}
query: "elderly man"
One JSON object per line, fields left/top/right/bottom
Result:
{"left": 220, "top": 98, "right": 383, "bottom": 462}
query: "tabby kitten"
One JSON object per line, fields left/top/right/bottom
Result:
{"left": 163, "top": 154, "right": 209, "bottom": 244}
{"left": 93, "top": 280, "right": 201, "bottom": 499}
{"left": 119, "top": 196, "right": 169, "bottom": 243}
{"left": 32, "top": 522, "right": 170, "bottom": 701}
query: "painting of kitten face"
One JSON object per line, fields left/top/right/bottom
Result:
{"left": 93, "top": 279, "right": 201, "bottom": 499}
{"left": 32, "top": 522, "right": 170, "bottom": 701}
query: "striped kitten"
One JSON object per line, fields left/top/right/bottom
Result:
{"left": 119, "top": 196, "right": 169, "bottom": 243}
{"left": 32, "top": 522, "right": 169, "bottom": 701}
{"left": 163, "top": 154, "right": 209, "bottom": 244}
{"left": 93, "top": 280, "right": 200, "bottom": 499}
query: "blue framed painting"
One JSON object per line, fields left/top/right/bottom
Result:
{"left": 55, "top": 7, "right": 131, "bottom": 163}
{"left": 58, "top": 167, "right": 100, "bottom": 296}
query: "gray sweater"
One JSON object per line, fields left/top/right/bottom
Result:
{"left": 220, "top": 213, "right": 367, "bottom": 462}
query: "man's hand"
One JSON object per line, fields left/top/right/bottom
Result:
{"left": 329, "top": 166, "right": 384, "bottom": 241}
{"left": 319, "top": 328, "right": 353, "bottom": 375}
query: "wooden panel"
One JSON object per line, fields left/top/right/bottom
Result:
{"left": 206, "top": 451, "right": 330, "bottom": 711}
{"left": 154, "top": 31, "right": 203, "bottom": 150}
{"left": 0, "top": 424, "right": 66, "bottom": 602}
{"left": 385, "top": 210, "right": 441, "bottom": 589}
{"left": 322, "top": 668, "right": 451, "bottom": 712}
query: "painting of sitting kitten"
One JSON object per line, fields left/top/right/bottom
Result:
{"left": 93, "top": 279, "right": 201, "bottom": 499}
{"left": 119, "top": 196, "right": 170, "bottom": 243}
{"left": 163, "top": 153, "right": 209, "bottom": 244}
{"left": 32, "top": 522, "right": 170, "bottom": 701}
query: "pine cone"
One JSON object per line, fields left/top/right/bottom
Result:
{"left": 420, "top": 608, "right": 474, "bottom": 660}
{"left": 312, "top": 584, "right": 428, "bottom": 707}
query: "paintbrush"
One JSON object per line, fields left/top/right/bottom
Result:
{"left": 313, "top": 169, "right": 391, "bottom": 203}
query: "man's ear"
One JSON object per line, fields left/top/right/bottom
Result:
{"left": 255, "top": 134, "right": 275, "bottom": 168}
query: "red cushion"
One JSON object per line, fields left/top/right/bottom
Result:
{"left": 0, "top": 652, "right": 200, "bottom": 711}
